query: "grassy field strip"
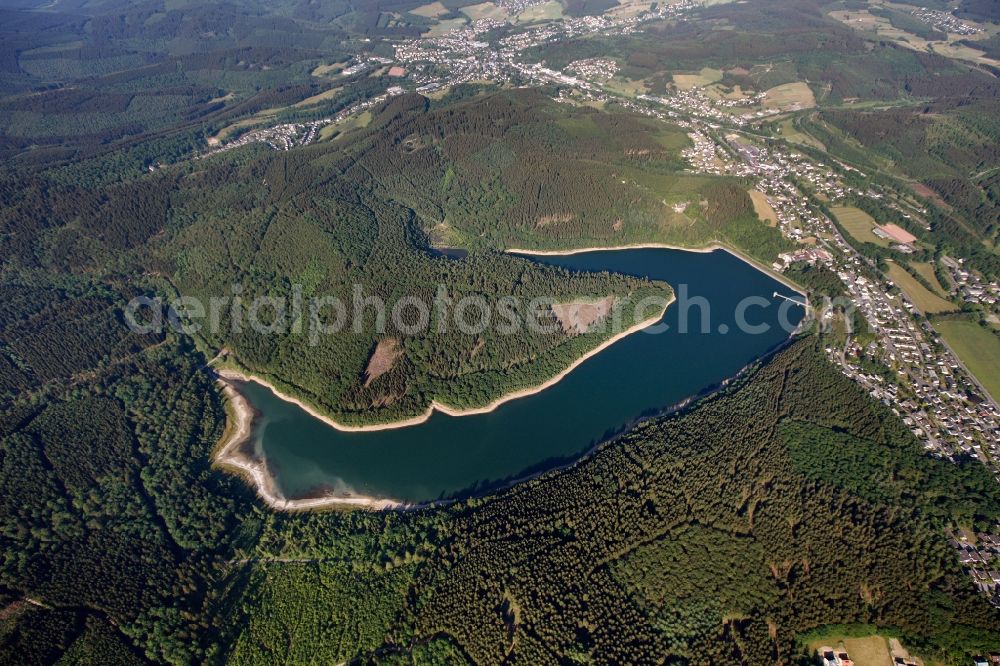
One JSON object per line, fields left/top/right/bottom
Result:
{"left": 673, "top": 67, "right": 722, "bottom": 90}
{"left": 806, "top": 634, "right": 894, "bottom": 666}
{"left": 829, "top": 8, "right": 1000, "bottom": 68}
{"left": 312, "top": 61, "right": 346, "bottom": 77}
{"left": 293, "top": 87, "right": 341, "bottom": 108}
{"left": 410, "top": 0, "right": 449, "bottom": 17}
{"left": 832, "top": 206, "right": 890, "bottom": 247}
{"left": 776, "top": 118, "right": 825, "bottom": 150}
{"left": 909, "top": 261, "right": 949, "bottom": 297}
{"left": 763, "top": 82, "right": 816, "bottom": 110}
{"left": 461, "top": 2, "right": 508, "bottom": 21}
{"left": 886, "top": 262, "right": 955, "bottom": 314}
{"left": 934, "top": 318, "right": 1000, "bottom": 403}
{"left": 515, "top": 0, "right": 563, "bottom": 22}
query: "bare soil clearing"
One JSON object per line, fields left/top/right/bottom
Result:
{"left": 363, "top": 338, "right": 402, "bottom": 387}
{"left": 552, "top": 296, "right": 616, "bottom": 334}
{"left": 748, "top": 189, "right": 777, "bottom": 226}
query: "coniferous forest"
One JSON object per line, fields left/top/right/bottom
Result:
{"left": 3, "top": 330, "right": 999, "bottom": 664}
{"left": 2, "top": 0, "right": 1000, "bottom": 662}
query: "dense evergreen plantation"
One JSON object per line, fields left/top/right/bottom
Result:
{"left": 2, "top": 88, "right": 797, "bottom": 426}
{"left": 0, "top": 332, "right": 257, "bottom": 664}
{"left": 7, "top": 321, "right": 995, "bottom": 662}
{"left": 160, "top": 90, "right": 794, "bottom": 423}
{"left": 3, "top": 0, "right": 1000, "bottom": 661}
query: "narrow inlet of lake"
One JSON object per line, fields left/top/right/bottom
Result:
{"left": 231, "top": 248, "right": 805, "bottom": 504}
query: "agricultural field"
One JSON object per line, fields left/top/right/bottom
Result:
{"left": 886, "top": 262, "right": 956, "bottom": 314}
{"left": 806, "top": 634, "right": 894, "bottom": 666}
{"left": 673, "top": 67, "right": 723, "bottom": 90}
{"left": 292, "top": 87, "right": 341, "bottom": 108}
{"left": 461, "top": 2, "right": 508, "bottom": 21}
{"left": 319, "top": 110, "right": 372, "bottom": 141}
{"left": 312, "top": 61, "right": 347, "bottom": 77}
{"left": 208, "top": 86, "right": 343, "bottom": 144}
{"left": 934, "top": 318, "right": 1000, "bottom": 402}
{"left": 832, "top": 206, "right": 890, "bottom": 247}
{"left": 763, "top": 82, "right": 816, "bottom": 110}
{"left": 802, "top": 626, "right": 933, "bottom": 666}
{"left": 410, "top": 1, "right": 450, "bottom": 18}
{"left": 828, "top": 5, "right": 1000, "bottom": 69}
{"left": 775, "top": 117, "right": 826, "bottom": 150}
{"left": 605, "top": 0, "right": 657, "bottom": 19}
{"left": 208, "top": 115, "right": 272, "bottom": 145}
{"left": 425, "top": 17, "right": 469, "bottom": 37}
{"left": 516, "top": 0, "right": 565, "bottom": 22}
{"left": 602, "top": 76, "right": 649, "bottom": 96}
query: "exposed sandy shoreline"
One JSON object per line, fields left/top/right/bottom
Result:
{"left": 212, "top": 382, "right": 408, "bottom": 510}
{"left": 506, "top": 242, "right": 808, "bottom": 297}
{"left": 212, "top": 297, "right": 670, "bottom": 509}
{"left": 213, "top": 242, "right": 804, "bottom": 511}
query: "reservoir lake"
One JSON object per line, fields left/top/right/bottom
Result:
{"left": 232, "top": 248, "right": 805, "bottom": 504}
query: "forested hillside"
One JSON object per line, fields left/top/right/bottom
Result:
{"left": 508, "top": 0, "right": 1000, "bottom": 278}
{"left": 159, "top": 90, "right": 792, "bottom": 424}
{"left": 2, "top": 0, "right": 999, "bottom": 662}
{"left": 0, "top": 0, "right": 421, "bottom": 169}
{"left": 340, "top": 91, "right": 784, "bottom": 255}
{"left": 217, "top": 340, "right": 1000, "bottom": 664}
{"left": 815, "top": 96, "right": 1000, "bottom": 252}
{"left": 3, "top": 318, "right": 997, "bottom": 664}
{"left": 0, "top": 330, "right": 257, "bottom": 663}
{"left": 2, "top": 88, "right": 797, "bottom": 426}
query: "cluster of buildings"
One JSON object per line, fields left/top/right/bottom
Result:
{"left": 817, "top": 644, "right": 926, "bottom": 666}
{"left": 394, "top": 0, "right": 699, "bottom": 95}
{"left": 200, "top": 86, "right": 405, "bottom": 158}
{"left": 565, "top": 57, "right": 618, "bottom": 80}
{"left": 341, "top": 55, "right": 394, "bottom": 77}
{"left": 204, "top": 0, "right": 718, "bottom": 160}
{"left": 826, "top": 245, "right": 1000, "bottom": 467}
{"left": 950, "top": 530, "right": 1000, "bottom": 606}
{"left": 395, "top": 20, "right": 504, "bottom": 94}
{"left": 715, "top": 89, "right": 767, "bottom": 110}
{"left": 494, "top": 0, "right": 548, "bottom": 14}
{"left": 639, "top": 87, "right": 778, "bottom": 128}
{"left": 942, "top": 256, "right": 1000, "bottom": 308}
{"left": 911, "top": 8, "right": 983, "bottom": 35}
{"left": 656, "top": 90, "right": 1000, "bottom": 482}
{"left": 566, "top": 53, "right": 1000, "bottom": 487}
{"left": 393, "top": 0, "right": 1000, "bottom": 498}
{"left": 714, "top": 137, "right": 839, "bottom": 242}
{"left": 195, "top": 0, "right": 1000, "bottom": 472}
{"left": 773, "top": 247, "right": 833, "bottom": 271}
{"left": 680, "top": 130, "right": 724, "bottom": 172}
{"left": 514, "top": 61, "right": 592, "bottom": 89}
{"left": 817, "top": 641, "right": 930, "bottom": 666}
{"left": 201, "top": 122, "right": 321, "bottom": 157}
{"left": 816, "top": 647, "right": 853, "bottom": 666}
{"left": 973, "top": 657, "right": 1000, "bottom": 666}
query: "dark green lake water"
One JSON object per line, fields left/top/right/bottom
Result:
{"left": 236, "top": 248, "right": 805, "bottom": 504}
